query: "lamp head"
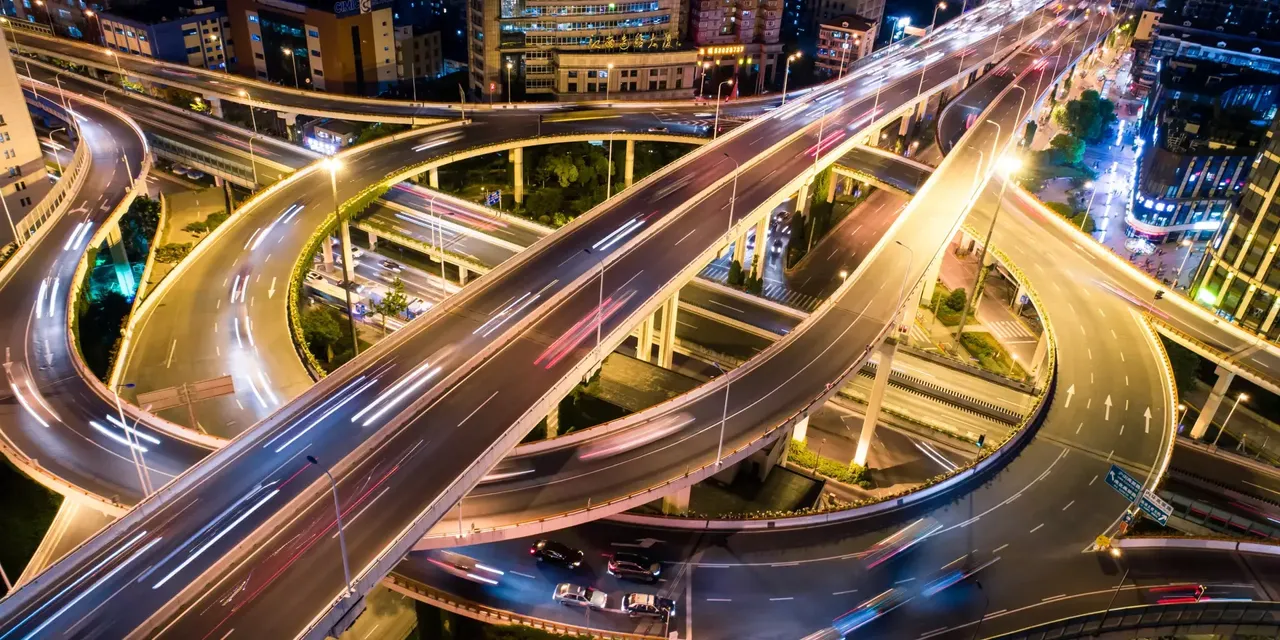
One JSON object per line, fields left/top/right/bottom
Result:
{"left": 322, "top": 157, "right": 342, "bottom": 174}
{"left": 997, "top": 155, "right": 1023, "bottom": 176}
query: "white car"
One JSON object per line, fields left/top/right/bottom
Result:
{"left": 306, "top": 271, "right": 324, "bottom": 282}
{"left": 553, "top": 583, "right": 608, "bottom": 610}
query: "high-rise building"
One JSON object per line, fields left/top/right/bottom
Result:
{"left": 0, "top": 28, "right": 51, "bottom": 244}
{"left": 1141, "top": 0, "right": 1280, "bottom": 75}
{"left": 98, "top": 0, "right": 234, "bottom": 71}
{"left": 688, "top": 0, "right": 786, "bottom": 96}
{"left": 814, "top": 14, "right": 874, "bottom": 77}
{"left": 467, "top": 0, "right": 697, "bottom": 101}
{"left": 225, "top": 0, "right": 398, "bottom": 95}
{"left": 395, "top": 25, "right": 443, "bottom": 82}
{"left": 809, "top": 0, "right": 881, "bottom": 31}
{"left": 1193, "top": 116, "right": 1280, "bottom": 336}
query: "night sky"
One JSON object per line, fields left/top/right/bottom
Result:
{"left": 885, "top": 0, "right": 974, "bottom": 32}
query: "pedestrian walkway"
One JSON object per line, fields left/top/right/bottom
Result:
{"left": 986, "top": 319, "right": 1036, "bottom": 342}
{"left": 699, "top": 258, "right": 822, "bottom": 312}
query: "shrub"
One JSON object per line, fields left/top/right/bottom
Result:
{"left": 155, "top": 243, "right": 192, "bottom": 264}
{"left": 788, "top": 439, "right": 867, "bottom": 485}
{"left": 727, "top": 259, "right": 744, "bottom": 286}
{"left": 945, "top": 287, "right": 967, "bottom": 312}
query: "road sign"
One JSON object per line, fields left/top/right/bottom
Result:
{"left": 486, "top": 190, "right": 502, "bottom": 206}
{"left": 1104, "top": 464, "right": 1141, "bottom": 503}
{"left": 1139, "top": 489, "right": 1173, "bottom": 526}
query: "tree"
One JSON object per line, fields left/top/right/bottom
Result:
{"left": 1022, "top": 121, "right": 1038, "bottom": 148}
{"left": 945, "top": 287, "right": 968, "bottom": 312}
{"left": 300, "top": 305, "right": 343, "bottom": 361}
{"left": 372, "top": 277, "right": 410, "bottom": 336}
{"left": 1055, "top": 89, "right": 1117, "bottom": 143}
{"left": 1049, "top": 133, "right": 1086, "bottom": 166}
{"left": 524, "top": 188, "right": 563, "bottom": 219}
{"left": 537, "top": 154, "right": 578, "bottom": 187}
{"left": 728, "top": 259, "right": 744, "bottom": 286}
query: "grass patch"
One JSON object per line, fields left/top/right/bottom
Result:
{"left": 959, "top": 331, "right": 1028, "bottom": 379}
{"left": 788, "top": 438, "right": 870, "bottom": 487}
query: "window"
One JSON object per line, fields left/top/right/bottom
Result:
{"left": 308, "top": 29, "right": 320, "bottom": 38}
{"left": 249, "top": 14, "right": 259, "bottom": 22}
{"left": 186, "top": 45, "right": 201, "bottom": 53}
{"left": 568, "top": 70, "right": 578, "bottom": 77}
{"left": 313, "top": 69, "right": 323, "bottom": 76}
{"left": 18, "top": 197, "right": 29, "bottom": 208}
{"left": 588, "top": 70, "right": 597, "bottom": 78}
{"left": 6, "top": 167, "right": 16, "bottom": 178}
{"left": 649, "top": 69, "right": 657, "bottom": 76}
{"left": 14, "top": 181, "right": 24, "bottom": 192}
{"left": 311, "top": 49, "right": 321, "bottom": 57}
{"left": 251, "top": 34, "right": 261, "bottom": 41}
{"left": 588, "top": 82, "right": 597, "bottom": 92}
{"left": 255, "top": 52, "right": 265, "bottom": 59}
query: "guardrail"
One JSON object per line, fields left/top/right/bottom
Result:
{"left": 992, "top": 600, "right": 1280, "bottom": 640}
{"left": 19, "top": 90, "right": 88, "bottom": 241}
{"left": 383, "top": 573, "right": 664, "bottom": 640}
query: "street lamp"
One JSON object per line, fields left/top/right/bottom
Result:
{"left": 247, "top": 135, "right": 259, "bottom": 185}
{"left": 34, "top": 0, "right": 56, "bottom": 35}
{"left": 781, "top": 52, "right": 801, "bottom": 105}
{"left": 1079, "top": 179, "right": 1100, "bottom": 232}
{"left": 113, "top": 382, "right": 154, "bottom": 497}
{"left": 1211, "top": 392, "right": 1248, "bottom": 448}
{"left": 699, "top": 61, "right": 711, "bottom": 99}
{"left": 505, "top": 60, "right": 513, "bottom": 105}
{"left": 323, "top": 157, "right": 360, "bottom": 356}
{"left": 47, "top": 127, "right": 66, "bottom": 176}
{"left": 916, "top": 2, "right": 947, "bottom": 98}
{"left": 605, "top": 62, "right": 614, "bottom": 101}
{"left": 282, "top": 47, "right": 300, "bottom": 89}
{"left": 1176, "top": 238, "right": 1195, "bottom": 284}
{"left": 307, "top": 455, "right": 353, "bottom": 599}
{"left": 838, "top": 41, "right": 851, "bottom": 80}
{"left": 0, "top": 18, "right": 21, "bottom": 57}
{"left": 84, "top": 9, "right": 103, "bottom": 45}
{"left": 956, "top": 146, "right": 1021, "bottom": 338}
{"left": 238, "top": 89, "right": 259, "bottom": 136}
{"left": 605, "top": 129, "right": 626, "bottom": 200}
{"left": 713, "top": 79, "right": 733, "bottom": 139}
{"left": 711, "top": 360, "right": 731, "bottom": 466}
{"left": 105, "top": 49, "right": 126, "bottom": 92}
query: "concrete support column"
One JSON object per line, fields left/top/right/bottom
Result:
{"left": 546, "top": 402, "right": 559, "bottom": 439}
{"left": 213, "top": 175, "right": 224, "bottom": 187}
{"left": 825, "top": 172, "right": 837, "bottom": 203}
{"left": 854, "top": 337, "right": 898, "bottom": 467}
{"left": 792, "top": 415, "right": 809, "bottom": 442}
{"left": 732, "top": 230, "right": 747, "bottom": 266}
{"left": 207, "top": 96, "right": 223, "bottom": 118}
{"left": 637, "top": 313, "right": 654, "bottom": 362}
{"left": 278, "top": 112, "right": 298, "bottom": 141}
{"left": 661, "top": 485, "right": 691, "bottom": 514}
{"left": 898, "top": 113, "right": 911, "bottom": 137}
{"left": 754, "top": 215, "right": 769, "bottom": 272}
{"left": 429, "top": 167, "right": 439, "bottom": 189}
{"left": 624, "top": 139, "right": 635, "bottom": 188}
{"left": 339, "top": 221, "right": 355, "bottom": 285}
{"left": 920, "top": 251, "right": 943, "bottom": 307}
{"left": 512, "top": 147, "right": 524, "bottom": 204}
{"left": 1029, "top": 330, "right": 1049, "bottom": 383}
{"left": 105, "top": 221, "right": 137, "bottom": 296}
{"left": 658, "top": 291, "right": 680, "bottom": 369}
{"left": 367, "top": 229, "right": 378, "bottom": 249}
{"left": 796, "top": 179, "right": 812, "bottom": 218}
{"left": 1190, "top": 365, "right": 1236, "bottom": 439}
{"left": 1262, "top": 300, "right": 1280, "bottom": 335}
{"left": 321, "top": 235, "right": 334, "bottom": 266}
{"left": 458, "top": 267, "right": 468, "bottom": 285}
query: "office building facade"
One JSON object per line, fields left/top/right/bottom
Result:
{"left": 0, "top": 28, "right": 51, "bottom": 244}
{"left": 226, "top": 0, "right": 398, "bottom": 95}
{"left": 467, "top": 0, "right": 696, "bottom": 101}
{"left": 98, "top": 1, "right": 234, "bottom": 71}
{"left": 395, "top": 25, "right": 443, "bottom": 81}
{"left": 1195, "top": 118, "right": 1280, "bottom": 336}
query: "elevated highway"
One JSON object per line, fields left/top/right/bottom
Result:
{"left": 0, "top": 3, "right": 1066, "bottom": 638}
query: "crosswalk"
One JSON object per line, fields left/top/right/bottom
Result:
{"left": 698, "top": 263, "right": 821, "bottom": 312}
{"left": 984, "top": 319, "right": 1035, "bottom": 341}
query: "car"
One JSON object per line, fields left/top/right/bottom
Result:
{"left": 341, "top": 280, "right": 366, "bottom": 294}
{"left": 622, "top": 593, "right": 675, "bottom": 621}
{"left": 608, "top": 552, "right": 661, "bottom": 583}
{"left": 647, "top": 126, "right": 670, "bottom": 133}
{"left": 351, "top": 247, "right": 365, "bottom": 258}
{"left": 185, "top": 169, "right": 207, "bottom": 180}
{"left": 832, "top": 588, "right": 912, "bottom": 634}
{"left": 380, "top": 259, "right": 402, "bottom": 272}
{"left": 863, "top": 517, "right": 942, "bottom": 568}
{"left": 552, "top": 583, "right": 608, "bottom": 609}
{"left": 530, "top": 539, "right": 585, "bottom": 568}
{"left": 170, "top": 165, "right": 189, "bottom": 176}
{"left": 306, "top": 271, "right": 324, "bottom": 282}
{"left": 1149, "top": 583, "right": 1207, "bottom": 604}
{"left": 771, "top": 238, "right": 783, "bottom": 255}
{"left": 921, "top": 552, "right": 999, "bottom": 597}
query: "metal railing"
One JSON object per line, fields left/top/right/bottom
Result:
{"left": 993, "top": 600, "right": 1280, "bottom": 639}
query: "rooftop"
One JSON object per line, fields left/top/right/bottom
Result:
{"left": 102, "top": 0, "right": 222, "bottom": 25}
{"left": 1155, "top": 22, "right": 1280, "bottom": 61}
{"left": 820, "top": 15, "right": 877, "bottom": 32}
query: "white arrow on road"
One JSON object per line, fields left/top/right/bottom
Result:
{"left": 267, "top": 277, "right": 277, "bottom": 299}
{"left": 611, "top": 537, "right": 664, "bottom": 549}
{"left": 1064, "top": 384, "right": 1075, "bottom": 408}
{"left": 1144, "top": 407, "right": 1152, "bottom": 434}
{"left": 1104, "top": 395, "right": 1113, "bottom": 421}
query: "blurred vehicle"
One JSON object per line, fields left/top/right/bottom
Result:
{"left": 608, "top": 552, "right": 661, "bottom": 583}
{"left": 342, "top": 280, "right": 366, "bottom": 294}
{"left": 647, "top": 126, "right": 670, "bottom": 133}
{"left": 1149, "top": 584, "right": 1207, "bottom": 604}
{"left": 531, "top": 539, "right": 585, "bottom": 568}
{"left": 863, "top": 517, "right": 942, "bottom": 568}
{"left": 186, "top": 169, "right": 207, "bottom": 180}
{"left": 576, "top": 412, "right": 695, "bottom": 462}
{"left": 306, "top": 271, "right": 324, "bottom": 282}
{"left": 479, "top": 457, "right": 535, "bottom": 484}
{"left": 623, "top": 593, "right": 675, "bottom": 620}
{"left": 427, "top": 550, "right": 504, "bottom": 585}
{"left": 921, "top": 552, "right": 1000, "bottom": 597}
{"left": 832, "top": 588, "right": 912, "bottom": 634}
{"left": 170, "top": 165, "right": 189, "bottom": 176}
{"left": 351, "top": 247, "right": 365, "bottom": 258}
{"left": 553, "top": 583, "right": 608, "bottom": 609}
{"left": 771, "top": 238, "right": 783, "bottom": 256}
{"left": 406, "top": 297, "right": 430, "bottom": 317}
{"left": 380, "top": 259, "right": 402, "bottom": 272}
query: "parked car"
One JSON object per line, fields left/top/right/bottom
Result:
{"left": 552, "top": 583, "right": 607, "bottom": 609}
{"left": 607, "top": 552, "right": 661, "bottom": 583}
{"left": 622, "top": 593, "right": 675, "bottom": 621}
{"left": 530, "top": 539, "right": 585, "bottom": 568}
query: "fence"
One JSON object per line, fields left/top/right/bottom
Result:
{"left": 993, "top": 600, "right": 1280, "bottom": 640}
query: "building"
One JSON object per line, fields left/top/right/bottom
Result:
{"left": 1193, "top": 117, "right": 1280, "bottom": 337}
{"left": 394, "top": 26, "right": 442, "bottom": 82}
{"left": 98, "top": 0, "right": 234, "bottom": 71}
{"left": 225, "top": 0, "right": 398, "bottom": 95}
{"left": 688, "top": 0, "right": 785, "bottom": 96}
{"left": 10, "top": 0, "right": 95, "bottom": 39}
{"left": 809, "top": 0, "right": 882, "bottom": 32}
{"left": 467, "top": 0, "right": 697, "bottom": 101}
{"left": 302, "top": 118, "right": 360, "bottom": 154}
{"left": 814, "top": 15, "right": 874, "bottom": 77}
{"left": 1140, "top": 0, "right": 1280, "bottom": 76}
{"left": 1127, "top": 58, "right": 1276, "bottom": 242}
{"left": 0, "top": 28, "right": 51, "bottom": 244}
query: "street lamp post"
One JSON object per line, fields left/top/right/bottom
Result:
{"left": 838, "top": 41, "right": 851, "bottom": 79}
{"left": 282, "top": 48, "right": 300, "bottom": 89}
{"left": 1176, "top": 238, "right": 1195, "bottom": 283}
{"left": 699, "top": 62, "right": 711, "bottom": 99}
{"left": 323, "top": 158, "right": 360, "bottom": 356}
{"left": 84, "top": 9, "right": 103, "bottom": 46}
{"left": 1211, "top": 393, "right": 1248, "bottom": 448}
{"left": 605, "top": 62, "right": 614, "bottom": 101}
{"left": 106, "top": 50, "right": 126, "bottom": 91}
{"left": 307, "top": 455, "right": 353, "bottom": 598}
{"left": 956, "top": 141, "right": 1020, "bottom": 339}
{"left": 713, "top": 79, "right": 734, "bottom": 139}
{"left": 711, "top": 361, "right": 731, "bottom": 466}
{"left": 238, "top": 90, "right": 259, "bottom": 136}
{"left": 1079, "top": 179, "right": 1100, "bottom": 232}
{"left": 916, "top": 2, "right": 948, "bottom": 99}
{"left": 53, "top": 71, "right": 71, "bottom": 113}
{"left": 48, "top": 127, "right": 66, "bottom": 176}
{"left": 781, "top": 53, "right": 800, "bottom": 105}
{"left": 34, "top": 0, "right": 56, "bottom": 35}
{"left": 247, "top": 136, "right": 259, "bottom": 185}
{"left": 113, "top": 382, "right": 154, "bottom": 497}
{"left": 506, "top": 60, "right": 513, "bottom": 105}
{"left": 0, "top": 18, "right": 21, "bottom": 57}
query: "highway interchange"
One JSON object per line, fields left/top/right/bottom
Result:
{"left": 2, "top": 2, "right": 1280, "bottom": 639}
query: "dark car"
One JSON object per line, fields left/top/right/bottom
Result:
{"left": 530, "top": 539, "right": 584, "bottom": 568}
{"left": 623, "top": 592, "right": 675, "bottom": 621}
{"left": 607, "top": 552, "right": 661, "bottom": 583}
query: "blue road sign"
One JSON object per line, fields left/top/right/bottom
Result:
{"left": 486, "top": 190, "right": 502, "bottom": 206}
{"left": 1139, "top": 489, "right": 1173, "bottom": 526}
{"left": 1104, "top": 464, "right": 1141, "bottom": 503}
